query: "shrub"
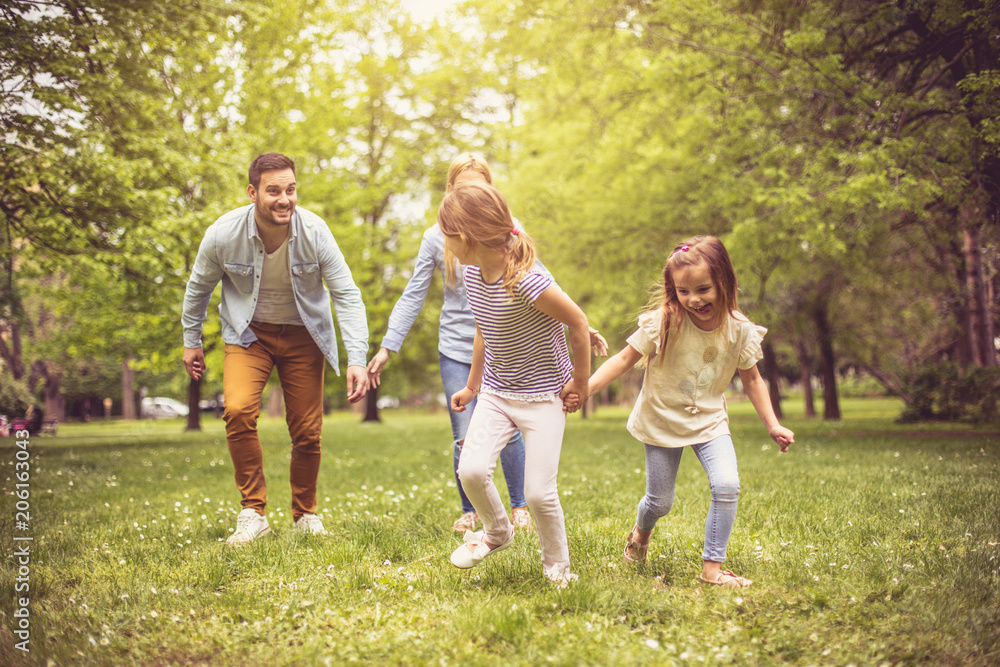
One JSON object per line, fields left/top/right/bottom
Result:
{"left": 0, "top": 370, "right": 34, "bottom": 418}
{"left": 898, "top": 360, "right": 1000, "bottom": 424}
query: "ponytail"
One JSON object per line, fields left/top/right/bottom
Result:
{"left": 501, "top": 227, "right": 537, "bottom": 296}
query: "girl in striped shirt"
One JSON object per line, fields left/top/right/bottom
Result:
{"left": 437, "top": 181, "right": 591, "bottom": 586}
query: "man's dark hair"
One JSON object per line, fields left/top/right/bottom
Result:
{"left": 249, "top": 153, "right": 296, "bottom": 189}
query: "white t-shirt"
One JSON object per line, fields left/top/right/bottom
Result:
{"left": 625, "top": 309, "right": 765, "bottom": 447}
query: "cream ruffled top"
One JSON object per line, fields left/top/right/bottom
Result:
{"left": 625, "top": 309, "right": 766, "bottom": 448}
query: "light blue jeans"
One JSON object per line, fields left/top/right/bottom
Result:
{"left": 636, "top": 435, "right": 740, "bottom": 563}
{"left": 439, "top": 353, "right": 526, "bottom": 513}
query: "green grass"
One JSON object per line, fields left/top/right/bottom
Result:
{"left": 1, "top": 398, "right": 998, "bottom": 665}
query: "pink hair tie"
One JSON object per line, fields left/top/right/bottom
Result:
{"left": 511, "top": 228, "right": 520, "bottom": 236}
{"left": 680, "top": 245, "right": 689, "bottom": 252}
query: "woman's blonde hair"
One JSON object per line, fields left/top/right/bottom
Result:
{"left": 446, "top": 153, "right": 493, "bottom": 192}
{"left": 644, "top": 235, "right": 740, "bottom": 365}
{"left": 437, "top": 182, "right": 536, "bottom": 296}
{"left": 442, "top": 153, "right": 494, "bottom": 285}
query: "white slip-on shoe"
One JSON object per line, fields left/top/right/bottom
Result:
{"left": 227, "top": 508, "right": 271, "bottom": 546}
{"left": 450, "top": 528, "right": 515, "bottom": 569}
{"left": 293, "top": 513, "right": 328, "bottom": 535}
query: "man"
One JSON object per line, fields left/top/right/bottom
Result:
{"left": 182, "top": 152, "right": 369, "bottom": 545}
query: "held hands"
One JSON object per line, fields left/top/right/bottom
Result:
{"left": 769, "top": 425, "right": 795, "bottom": 452}
{"left": 183, "top": 347, "right": 206, "bottom": 381}
{"left": 346, "top": 365, "right": 370, "bottom": 404}
{"left": 560, "top": 378, "right": 589, "bottom": 414}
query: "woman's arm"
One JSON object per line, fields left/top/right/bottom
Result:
{"left": 738, "top": 365, "right": 794, "bottom": 451}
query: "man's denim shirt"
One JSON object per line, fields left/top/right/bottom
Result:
{"left": 182, "top": 205, "right": 369, "bottom": 373}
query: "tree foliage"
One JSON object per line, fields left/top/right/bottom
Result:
{"left": 2, "top": 0, "right": 996, "bottom": 424}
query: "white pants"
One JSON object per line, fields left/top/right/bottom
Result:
{"left": 458, "top": 392, "right": 570, "bottom": 573}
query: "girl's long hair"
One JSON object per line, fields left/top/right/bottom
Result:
{"left": 437, "top": 182, "right": 536, "bottom": 296}
{"left": 442, "top": 153, "right": 493, "bottom": 286}
{"left": 644, "top": 235, "right": 739, "bottom": 365}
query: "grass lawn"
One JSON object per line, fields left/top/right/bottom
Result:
{"left": 1, "top": 397, "right": 998, "bottom": 665}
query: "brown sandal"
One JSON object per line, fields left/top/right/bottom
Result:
{"left": 699, "top": 569, "right": 752, "bottom": 588}
{"left": 623, "top": 526, "right": 649, "bottom": 565}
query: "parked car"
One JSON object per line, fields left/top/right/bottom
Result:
{"left": 141, "top": 397, "right": 190, "bottom": 419}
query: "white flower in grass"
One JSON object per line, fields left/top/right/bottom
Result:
{"left": 150, "top": 611, "right": 158, "bottom": 618}
{"left": 645, "top": 639, "right": 660, "bottom": 649}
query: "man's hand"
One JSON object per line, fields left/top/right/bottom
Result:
{"left": 366, "top": 347, "right": 392, "bottom": 388}
{"left": 346, "top": 365, "right": 370, "bottom": 404}
{"left": 183, "top": 347, "right": 206, "bottom": 381}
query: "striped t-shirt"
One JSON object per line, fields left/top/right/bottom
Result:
{"left": 463, "top": 266, "right": 573, "bottom": 401}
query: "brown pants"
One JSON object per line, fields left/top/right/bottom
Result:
{"left": 223, "top": 323, "right": 325, "bottom": 521}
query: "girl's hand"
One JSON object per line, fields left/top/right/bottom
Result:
{"left": 451, "top": 386, "right": 477, "bottom": 413}
{"left": 770, "top": 425, "right": 795, "bottom": 452}
{"left": 560, "top": 379, "right": 589, "bottom": 413}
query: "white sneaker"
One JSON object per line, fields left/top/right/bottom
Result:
{"left": 294, "top": 513, "right": 328, "bottom": 535}
{"left": 227, "top": 508, "right": 270, "bottom": 546}
{"left": 544, "top": 564, "right": 579, "bottom": 588}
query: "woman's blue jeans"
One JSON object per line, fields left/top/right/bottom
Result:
{"left": 439, "top": 353, "right": 526, "bottom": 512}
{"left": 635, "top": 435, "right": 740, "bottom": 562}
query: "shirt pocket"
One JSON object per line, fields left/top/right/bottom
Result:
{"left": 291, "top": 262, "right": 324, "bottom": 292}
{"left": 224, "top": 262, "right": 255, "bottom": 295}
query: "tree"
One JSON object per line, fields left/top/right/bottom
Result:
{"left": 236, "top": 0, "right": 504, "bottom": 420}
{"left": 1, "top": 0, "right": 254, "bottom": 421}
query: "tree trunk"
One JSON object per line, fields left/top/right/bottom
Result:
{"left": 0, "top": 319, "right": 26, "bottom": 380}
{"left": 43, "top": 367, "right": 64, "bottom": 421}
{"left": 363, "top": 385, "right": 380, "bottom": 422}
{"left": 761, "top": 340, "right": 783, "bottom": 419}
{"left": 989, "top": 256, "right": 998, "bottom": 366}
{"left": 267, "top": 385, "right": 283, "bottom": 418}
{"left": 121, "top": 358, "right": 136, "bottom": 420}
{"left": 795, "top": 340, "right": 816, "bottom": 418}
{"left": 813, "top": 305, "right": 840, "bottom": 420}
{"left": 964, "top": 225, "right": 996, "bottom": 367}
{"left": 186, "top": 377, "right": 202, "bottom": 431}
